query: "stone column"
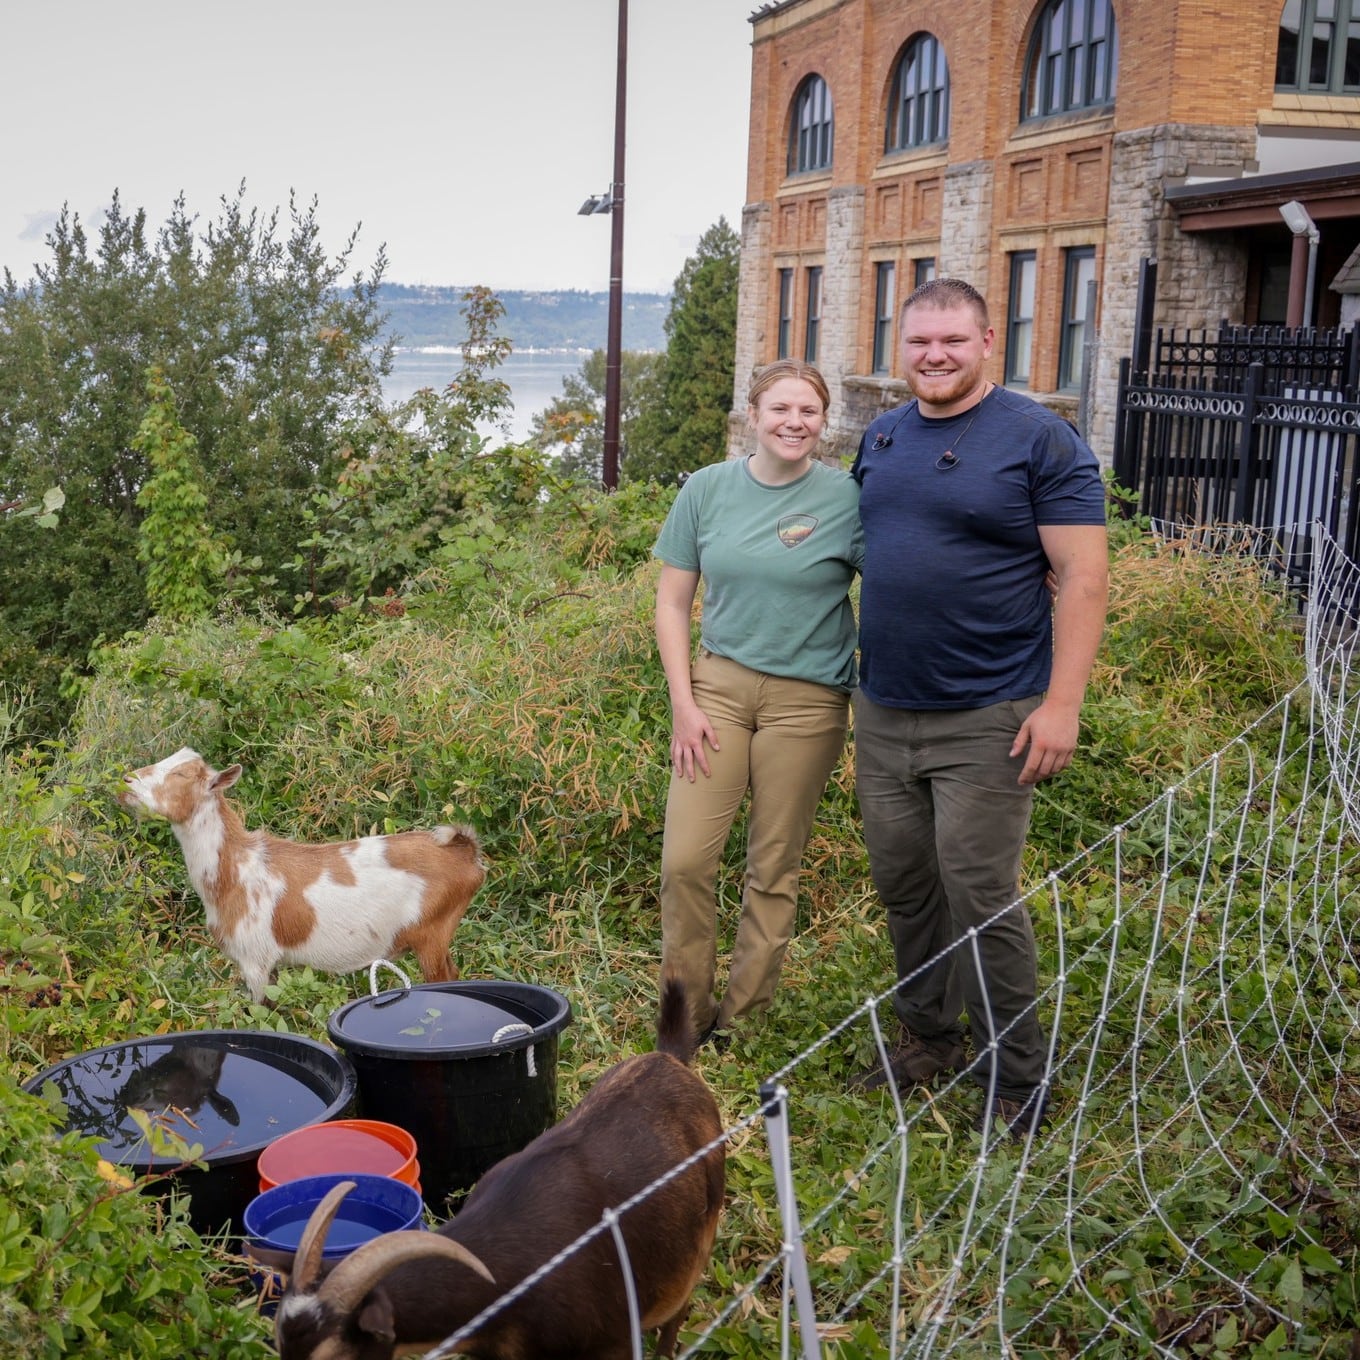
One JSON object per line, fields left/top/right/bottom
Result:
{"left": 821, "top": 186, "right": 866, "bottom": 454}
{"left": 729, "top": 201, "right": 772, "bottom": 459}
{"left": 940, "top": 161, "right": 995, "bottom": 295}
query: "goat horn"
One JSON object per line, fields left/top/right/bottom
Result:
{"left": 317, "top": 1231, "right": 496, "bottom": 1315}
{"left": 291, "top": 1180, "right": 358, "bottom": 1293}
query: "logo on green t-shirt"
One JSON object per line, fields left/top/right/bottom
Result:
{"left": 777, "top": 514, "right": 819, "bottom": 548}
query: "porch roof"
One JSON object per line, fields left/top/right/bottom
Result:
{"left": 1164, "top": 159, "right": 1360, "bottom": 231}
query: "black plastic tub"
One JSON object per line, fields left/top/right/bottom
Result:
{"left": 22, "top": 1030, "right": 356, "bottom": 1239}
{"left": 327, "top": 980, "right": 572, "bottom": 1215}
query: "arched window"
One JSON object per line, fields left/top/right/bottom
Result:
{"left": 885, "top": 33, "right": 950, "bottom": 152}
{"left": 1022, "top": 0, "right": 1118, "bottom": 121}
{"left": 788, "top": 75, "right": 834, "bottom": 175}
{"left": 1277, "top": 0, "right": 1360, "bottom": 93}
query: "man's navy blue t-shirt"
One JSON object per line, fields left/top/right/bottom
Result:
{"left": 851, "top": 386, "right": 1106, "bottom": 710}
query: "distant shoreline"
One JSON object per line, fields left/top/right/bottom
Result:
{"left": 379, "top": 283, "right": 668, "bottom": 354}
{"left": 392, "top": 344, "right": 596, "bottom": 356}
{"left": 391, "top": 344, "right": 659, "bottom": 356}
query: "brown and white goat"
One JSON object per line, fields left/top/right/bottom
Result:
{"left": 119, "top": 748, "right": 485, "bottom": 1004}
{"left": 273, "top": 977, "right": 726, "bottom": 1360}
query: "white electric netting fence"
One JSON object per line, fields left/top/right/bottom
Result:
{"left": 427, "top": 523, "right": 1360, "bottom": 1360}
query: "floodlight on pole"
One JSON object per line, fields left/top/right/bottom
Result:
{"left": 1279, "top": 198, "right": 1321, "bottom": 326}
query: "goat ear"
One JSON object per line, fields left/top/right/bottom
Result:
{"left": 211, "top": 764, "right": 243, "bottom": 791}
{"left": 246, "top": 1243, "right": 297, "bottom": 1274}
{"left": 357, "top": 1291, "right": 397, "bottom": 1346}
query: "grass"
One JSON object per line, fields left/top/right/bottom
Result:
{"left": 1, "top": 514, "right": 1336, "bottom": 1358}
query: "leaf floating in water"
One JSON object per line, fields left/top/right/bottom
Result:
{"left": 398, "top": 1008, "right": 442, "bottom": 1039}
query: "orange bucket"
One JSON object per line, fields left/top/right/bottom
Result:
{"left": 257, "top": 1118, "right": 420, "bottom": 1195}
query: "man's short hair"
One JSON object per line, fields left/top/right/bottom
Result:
{"left": 901, "top": 277, "right": 990, "bottom": 330}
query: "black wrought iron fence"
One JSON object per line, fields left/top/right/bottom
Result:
{"left": 1149, "top": 323, "right": 1358, "bottom": 390}
{"left": 1113, "top": 323, "right": 1360, "bottom": 591}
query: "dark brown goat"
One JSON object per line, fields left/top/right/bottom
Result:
{"left": 273, "top": 978, "right": 726, "bottom": 1360}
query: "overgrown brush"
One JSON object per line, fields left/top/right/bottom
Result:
{"left": 0, "top": 513, "right": 1316, "bottom": 1358}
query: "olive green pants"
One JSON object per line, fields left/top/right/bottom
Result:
{"left": 660, "top": 651, "right": 849, "bottom": 1033}
{"left": 854, "top": 691, "right": 1048, "bottom": 1102}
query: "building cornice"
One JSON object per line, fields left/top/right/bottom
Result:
{"left": 749, "top": 0, "right": 843, "bottom": 36}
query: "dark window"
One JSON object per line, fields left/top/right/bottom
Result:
{"left": 914, "top": 257, "right": 937, "bottom": 288}
{"left": 1022, "top": 0, "right": 1118, "bottom": 120}
{"left": 1059, "top": 247, "right": 1096, "bottom": 391}
{"left": 804, "top": 267, "right": 823, "bottom": 363}
{"left": 885, "top": 33, "right": 950, "bottom": 152}
{"left": 789, "top": 75, "right": 834, "bottom": 174}
{"left": 1277, "top": 0, "right": 1360, "bottom": 91}
{"left": 1257, "top": 244, "right": 1294, "bottom": 324}
{"left": 872, "top": 262, "right": 896, "bottom": 374}
{"left": 1006, "top": 252, "right": 1037, "bottom": 387}
{"left": 777, "top": 269, "right": 794, "bottom": 359}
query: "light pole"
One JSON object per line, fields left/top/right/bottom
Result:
{"left": 1280, "top": 198, "right": 1320, "bottom": 328}
{"left": 578, "top": 0, "right": 627, "bottom": 491}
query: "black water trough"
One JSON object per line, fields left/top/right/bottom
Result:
{"left": 328, "top": 980, "right": 572, "bottom": 1215}
{"left": 22, "top": 1029, "right": 357, "bottom": 1239}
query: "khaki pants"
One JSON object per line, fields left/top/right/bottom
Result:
{"left": 853, "top": 691, "right": 1047, "bottom": 1102}
{"left": 660, "top": 651, "right": 849, "bottom": 1032}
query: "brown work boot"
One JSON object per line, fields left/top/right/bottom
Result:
{"left": 848, "top": 1028, "right": 966, "bottom": 1092}
{"left": 975, "top": 1089, "right": 1049, "bottom": 1143}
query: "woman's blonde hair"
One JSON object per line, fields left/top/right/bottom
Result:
{"left": 746, "top": 359, "right": 831, "bottom": 413}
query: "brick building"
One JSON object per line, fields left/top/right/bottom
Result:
{"left": 729, "top": 0, "right": 1360, "bottom": 463}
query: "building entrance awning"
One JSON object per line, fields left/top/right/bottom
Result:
{"left": 1164, "top": 160, "right": 1360, "bottom": 231}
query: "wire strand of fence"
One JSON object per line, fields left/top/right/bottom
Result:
{"left": 406, "top": 520, "right": 1360, "bottom": 1359}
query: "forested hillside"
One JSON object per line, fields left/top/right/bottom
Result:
{"left": 379, "top": 283, "right": 669, "bottom": 351}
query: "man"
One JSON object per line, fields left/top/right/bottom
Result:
{"left": 848, "top": 277, "right": 1108, "bottom": 1141}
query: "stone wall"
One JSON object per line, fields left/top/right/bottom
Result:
{"left": 1091, "top": 124, "right": 1257, "bottom": 458}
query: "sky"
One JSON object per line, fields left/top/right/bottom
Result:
{"left": 2, "top": 1, "right": 755, "bottom": 295}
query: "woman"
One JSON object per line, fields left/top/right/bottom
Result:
{"left": 653, "top": 360, "right": 862, "bottom": 1045}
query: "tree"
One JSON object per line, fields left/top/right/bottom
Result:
{"left": 626, "top": 218, "right": 740, "bottom": 485}
{"left": 529, "top": 349, "right": 666, "bottom": 485}
{"left": 441, "top": 284, "right": 513, "bottom": 430}
{"left": 0, "top": 186, "right": 391, "bottom": 736}
{"left": 294, "top": 287, "right": 540, "bottom": 606}
{"left": 133, "top": 368, "right": 222, "bottom": 621}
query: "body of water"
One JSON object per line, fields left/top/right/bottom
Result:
{"left": 384, "top": 348, "right": 588, "bottom": 445}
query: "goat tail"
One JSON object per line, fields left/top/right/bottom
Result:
{"left": 656, "top": 973, "right": 698, "bottom": 1064}
{"left": 431, "top": 823, "right": 483, "bottom": 861}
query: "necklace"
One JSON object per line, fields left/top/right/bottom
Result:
{"left": 935, "top": 383, "right": 992, "bottom": 471}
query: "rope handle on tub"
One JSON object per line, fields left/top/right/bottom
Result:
{"left": 491, "top": 1022, "right": 536, "bottom": 1075}
{"left": 368, "top": 958, "right": 413, "bottom": 1005}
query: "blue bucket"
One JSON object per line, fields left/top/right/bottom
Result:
{"left": 243, "top": 1172, "right": 424, "bottom": 1261}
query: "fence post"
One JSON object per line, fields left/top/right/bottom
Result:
{"left": 1112, "top": 355, "right": 1136, "bottom": 497}
{"left": 1232, "top": 362, "right": 1265, "bottom": 523}
{"left": 760, "top": 1081, "right": 822, "bottom": 1360}
{"left": 1133, "top": 257, "right": 1157, "bottom": 376}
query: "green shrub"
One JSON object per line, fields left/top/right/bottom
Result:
{"left": 0, "top": 1076, "right": 269, "bottom": 1356}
